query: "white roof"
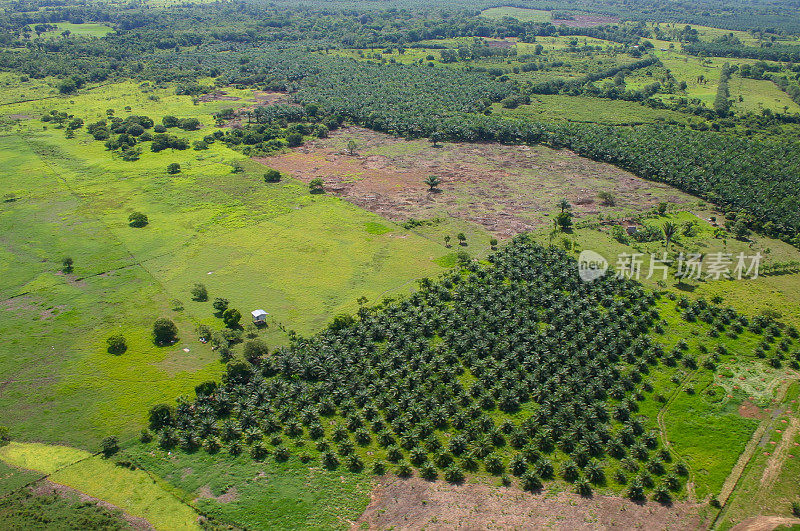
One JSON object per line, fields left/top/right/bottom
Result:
{"left": 251, "top": 309, "right": 268, "bottom": 317}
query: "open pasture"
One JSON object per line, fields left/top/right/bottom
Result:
{"left": 0, "top": 82, "right": 449, "bottom": 449}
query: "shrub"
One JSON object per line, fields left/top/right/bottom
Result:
{"left": 309, "top": 178, "right": 324, "bottom": 194}
{"left": 167, "top": 162, "right": 181, "bottom": 174}
{"left": 444, "top": 465, "right": 464, "bottom": 484}
{"left": 128, "top": 211, "right": 148, "bottom": 227}
{"left": 61, "top": 256, "right": 74, "bottom": 274}
{"left": 106, "top": 334, "right": 127, "bottom": 354}
{"left": 243, "top": 339, "right": 269, "bottom": 364}
{"left": 264, "top": 168, "right": 281, "bottom": 182}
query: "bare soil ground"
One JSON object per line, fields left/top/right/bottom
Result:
{"left": 730, "top": 516, "right": 800, "bottom": 531}
{"left": 257, "top": 127, "right": 694, "bottom": 238}
{"left": 354, "top": 477, "right": 705, "bottom": 530}
{"left": 760, "top": 417, "right": 798, "bottom": 487}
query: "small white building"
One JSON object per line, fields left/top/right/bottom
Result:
{"left": 251, "top": 309, "right": 268, "bottom": 325}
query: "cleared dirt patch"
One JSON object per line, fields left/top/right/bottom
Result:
{"left": 739, "top": 400, "right": 766, "bottom": 420}
{"left": 197, "top": 90, "right": 241, "bottom": 103}
{"left": 355, "top": 476, "right": 705, "bottom": 530}
{"left": 731, "top": 515, "right": 800, "bottom": 531}
{"left": 196, "top": 484, "right": 238, "bottom": 504}
{"left": 257, "top": 127, "right": 694, "bottom": 238}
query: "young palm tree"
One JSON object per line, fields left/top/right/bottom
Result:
{"left": 425, "top": 175, "right": 441, "bottom": 191}
{"left": 662, "top": 221, "right": 678, "bottom": 250}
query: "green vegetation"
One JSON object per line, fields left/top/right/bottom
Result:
{"left": 1, "top": 1, "right": 800, "bottom": 528}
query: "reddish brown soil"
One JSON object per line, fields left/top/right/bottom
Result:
{"left": 197, "top": 91, "right": 241, "bottom": 103}
{"left": 257, "top": 126, "right": 693, "bottom": 238}
{"left": 355, "top": 477, "right": 706, "bottom": 530}
{"left": 738, "top": 400, "right": 766, "bottom": 420}
{"left": 554, "top": 15, "right": 620, "bottom": 28}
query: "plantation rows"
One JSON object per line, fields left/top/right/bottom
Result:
{"left": 148, "top": 237, "right": 791, "bottom": 501}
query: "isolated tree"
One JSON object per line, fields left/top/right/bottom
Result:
{"left": 243, "top": 339, "right": 269, "bottom": 365}
{"left": 190, "top": 283, "right": 208, "bottom": 302}
{"left": 662, "top": 221, "right": 678, "bottom": 250}
{"left": 444, "top": 235, "right": 451, "bottom": 247}
{"left": 558, "top": 198, "right": 571, "bottom": 213}
{"left": 490, "top": 238, "right": 498, "bottom": 249}
{"left": 430, "top": 131, "right": 442, "bottom": 147}
{"left": 106, "top": 334, "right": 127, "bottom": 354}
{"left": 153, "top": 317, "right": 178, "bottom": 345}
{"left": 309, "top": 178, "right": 324, "bottom": 194}
{"left": 222, "top": 308, "right": 242, "bottom": 328}
{"left": 167, "top": 162, "right": 181, "bottom": 174}
{"left": 347, "top": 139, "right": 358, "bottom": 155}
{"left": 128, "top": 211, "right": 148, "bottom": 227}
{"left": 212, "top": 297, "right": 229, "bottom": 314}
{"left": 457, "top": 232, "right": 467, "bottom": 246}
{"left": 264, "top": 169, "right": 281, "bottom": 183}
{"left": 424, "top": 175, "right": 441, "bottom": 191}
{"left": 100, "top": 436, "right": 119, "bottom": 457}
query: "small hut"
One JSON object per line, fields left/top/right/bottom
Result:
{"left": 251, "top": 309, "right": 268, "bottom": 325}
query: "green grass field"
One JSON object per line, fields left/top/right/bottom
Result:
{"left": 493, "top": 94, "right": 692, "bottom": 125}
{"left": 26, "top": 22, "right": 114, "bottom": 38}
{"left": 0, "top": 441, "right": 201, "bottom": 530}
{"left": 480, "top": 6, "right": 552, "bottom": 23}
{"left": 127, "top": 445, "right": 371, "bottom": 530}
{"left": 0, "top": 80, "right": 450, "bottom": 450}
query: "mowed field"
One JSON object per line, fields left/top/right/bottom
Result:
{"left": 0, "top": 80, "right": 450, "bottom": 449}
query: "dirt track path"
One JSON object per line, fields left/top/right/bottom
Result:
{"left": 718, "top": 379, "right": 794, "bottom": 505}
{"left": 730, "top": 515, "right": 800, "bottom": 531}
{"left": 760, "top": 416, "right": 799, "bottom": 487}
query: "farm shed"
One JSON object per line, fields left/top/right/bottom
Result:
{"left": 251, "top": 309, "right": 268, "bottom": 324}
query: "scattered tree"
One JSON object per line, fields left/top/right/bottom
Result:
{"left": 153, "top": 317, "right": 178, "bottom": 345}
{"left": 62, "top": 256, "right": 74, "bottom": 274}
{"left": 212, "top": 297, "right": 229, "bottom": 314}
{"left": 347, "top": 139, "right": 357, "bottom": 155}
{"left": 222, "top": 308, "right": 242, "bottom": 328}
{"left": 662, "top": 221, "right": 678, "bottom": 250}
{"left": 243, "top": 339, "right": 269, "bottom": 364}
{"left": 444, "top": 235, "right": 451, "bottom": 247}
{"left": 100, "top": 436, "right": 119, "bottom": 457}
{"left": 490, "top": 238, "right": 498, "bottom": 249}
{"left": 106, "top": 334, "right": 127, "bottom": 354}
{"left": 457, "top": 232, "right": 467, "bottom": 246}
{"left": 555, "top": 210, "right": 573, "bottom": 232}
{"left": 558, "top": 199, "right": 571, "bottom": 213}
{"left": 190, "top": 283, "right": 208, "bottom": 302}
{"left": 167, "top": 162, "right": 181, "bottom": 174}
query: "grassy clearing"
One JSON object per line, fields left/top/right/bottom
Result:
{"left": 50, "top": 455, "right": 200, "bottom": 530}
{"left": 0, "top": 460, "right": 43, "bottom": 496}
{"left": 493, "top": 94, "right": 691, "bottom": 125}
{"left": 127, "top": 445, "right": 371, "bottom": 530}
{"left": 0, "top": 442, "right": 89, "bottom": 475}
{"left": 27, "top": 22, "right": 114, "bottom": 38}
{"left": 729, "top": 76, "right": 800, "bottom": 114}
{"left": 480, "top": 6, "right": 552, "bottom": 22}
